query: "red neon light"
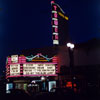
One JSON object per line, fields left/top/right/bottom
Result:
{"left": 53, "top": 59, "right": 57, "bottom": 60}
{"left": 56, "top": 65, "right": 58, "bottom": 73}
{"left": 54, "top": 13, "right": 57, "bottom": 18}
{"left": 53, "top": 61, "right": 57, "bottom": 63}
{"left": 53, "top": 5, "right": 57, "bottom": 11}
{"left": 66, "top": 82, "right": 72, "bottom": 88}
{"left": 73, "top": 83, "right": 77, "bottom": 87}
{"left": 37, "top": 53, "right": 42, "bottom": 55}
{"left": 8, "top": 62, "right": 57, "bottom": 65}
{"left": 20, "top": 66, "right": 23, "bottom": 68}
{"left": 52, "top": 57, "right": 58, "bottom": 62}
{"left": 54, "top": 20, "right": 58, "bottom": 25}
{"left": 54, "top": 27, "right": 58, "bottom": 32}
{"left": 55, "top": 35, "right": 58, "bottom": 40}
{"left": 53, "top": 57, "right": 58, "bottom": 60}
{"left": 8, "top": 58, "right": 11, "bottom": 60}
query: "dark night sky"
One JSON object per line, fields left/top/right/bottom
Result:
{"left": 0, "top": 0, "right": 100, "bottom": 73}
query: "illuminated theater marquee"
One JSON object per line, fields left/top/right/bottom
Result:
{"left": 6, "top": 53, "right": 58, "bottom": 78}
{"left": 23, "top": 64, "right": 56, "bottom": 75}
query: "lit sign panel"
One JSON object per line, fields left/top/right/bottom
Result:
{"left": 6, "top": 54, "right": 58, "bottom": 78}
{"left": 51, "top": 1, "right": 59, "bottom": 45}
{"left": 6, "top": 83, "right": 13, "bottom": 93}
{"left": 53, "top": 40, "right": 59, "bottom": 45}
{"left": 49, "top": 81, "right": 56, "bottom": 92}
{"left": 11, "top": 55, "right": 18, "bottom": 63}
{"left": 10, "top": 64, "right": 20, "bottom": 76}
{"left": 23, "top": 64, "right": 56, "bottom": 75}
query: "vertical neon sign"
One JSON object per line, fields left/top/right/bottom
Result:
{"left": 51, "top": 1, "right": 59, "bottom": 45}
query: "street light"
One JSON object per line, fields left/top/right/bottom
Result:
{"left": 66, "top": 42, "right": 75, "bottom": 65}
{"left": 67, "top": 43, "right": 75, "bottom": 68}
{"left": 67, "top": 43, "right": 75, "bottom": 49}
{"left": 67, "top": 43, "right": 75, "bottom": 90}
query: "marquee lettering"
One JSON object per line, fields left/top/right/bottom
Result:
{"left": 51, "top": 2, "right": 59, "bottom": 45}
{"left": 54, "top": 13, "right": 57, "bottom": 18}
{"left": 54, "top": 27, "right": 58, "bottom": 33}
{"left": 54, "top": 20, "right": 58, "bottom": 25}
{"left": 54, "top": 6, "right": 57, "bottom": 11}
{"left": 55, "top": 35, "right": 58, "bottom": 40}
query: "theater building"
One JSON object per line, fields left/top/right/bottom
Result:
{"left": 5, "top": 0, "right": 100, "bottom": 94}
{"left": 6, "top": 1, "right": 71, "bottom": 93}
{"left": 6, "top": 52, "right": 59, "bottom": 93}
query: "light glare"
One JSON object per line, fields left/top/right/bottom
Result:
{"left": 67, "top": 43, "right": 75, "bottom": 49}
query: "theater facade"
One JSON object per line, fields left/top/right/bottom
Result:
{"left": 6, "top": 53, "right": 58, "bottom": 93}
{"left": 6, "top": 0, "right": 73, "bottom": 93}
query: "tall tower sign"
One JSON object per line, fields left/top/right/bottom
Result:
{"left": 51, "top": 1, "right": 69, "bottom": 46}
{"left": 51, "top": 1, "right": 59, "bottom": 45}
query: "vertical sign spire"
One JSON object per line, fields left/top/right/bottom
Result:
{"left": 51, "top": 1, "right": 59, "bottom": 45}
